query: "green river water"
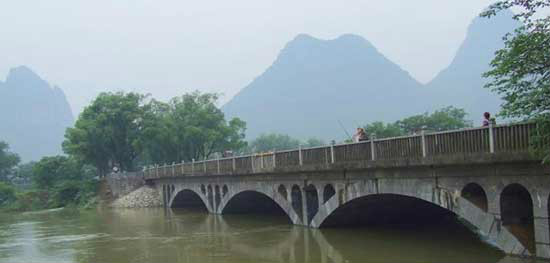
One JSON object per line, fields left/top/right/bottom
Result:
{"left": 0, "top": 208, "right": 540, "bottom": 263}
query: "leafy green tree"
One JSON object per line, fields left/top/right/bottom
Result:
{"left": 360, "top": 107, "right": 473, "bottom": 139}
{"left": 140, "top": 92, "right": 247, "bottom": 164}
{"left": 64, "top": 92, "right": 148, "bottom": 175}
{"left": 0, "top": 182, "right": 16, "bottom": 206}
{"left": 363, "top": 121, "right": 405, "bottom": 139}
{"left": 249, "top": 134, "right": 301, "bottom": 152}
{"left": 248, "top": 133, "right": 324, "bottom": 152}
{"left": 481, "top": 0, "right": 550, "bottom": 162}
{"left": 32, "top": 156, "right": 79, "bottom": 189}
{"left": 397, "top": 106, "right": 472, "bottom": 134}
{"left": 0, "top": 141, "right": 20, "bottom": 182}
{"left": 12, "top": 162, "right": 35, "bottom": 188}
{"left": 304, "top": 138, "right": 325, "bottom": 148}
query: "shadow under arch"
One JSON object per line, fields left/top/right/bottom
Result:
{"left": 461, "top": 183, "right": 488, "bottom": 212}
{"left": 170, "top": 189, "right": 208, "bottom": 211}
{"left": 500, "top": 183, "right": 535, "bottom": 254}
{"left": 319, "top": 194, "right": 457, "bottom": 227}
{"left": 221, "top": 190, "right": 292, "bottom": 223}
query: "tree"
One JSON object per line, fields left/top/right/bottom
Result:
{"left": 248, "top": 133, "right": 324, "bottom": 153}
{"left": 32, "top": 156, "right": 79, "bottom": 189}
{"left": 304, "top": 138, "right": 326, "bottom": 148}
{"left": 481, "top": 1, "right": 550, "bottom": 162}
{"left": 249, "top": 134, "right": 301, "bottom": 152}
{"left": 63, "top": 92, "right": 148, "bottom": 175}
{"left": 361, "top": 107, "right": 472, "bottom": 139}
{"left": 397, "top": 106, "right": 472, "bottom": 134}
{"left": 140, "top": 92, "right": 247, "bottom": 164}
{"left": 0, "top": 141, "right": 20, "bottom": 182}
{"left": 12, "top": 162, "right": 35, "bottom": 188}
{"left": 363, "top": 121, "right": 405, "bottom": 139}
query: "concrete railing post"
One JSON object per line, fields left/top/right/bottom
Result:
{"left": 232, "top": 157, "right": 236, "bottom": 173}
{"left": 251, "top": 155, "right": 254, "bottom": 173}
{"left": 155, "top": 164, "right": 158, "bottom": 178}
{"left": 203, "top": 160, "right": 207, "bottom": 173}
{"left": 489, "top": 123, "right": 495, "bottom": 153}
{"left": 181, "top": 160, "right": 184, "bottom": 174}
{"left": 217, "top": 158, "right": 220, "bottom": 174}
{"left": 330, "top": 144, "right": 335, "bottom": 164}
{"left": 371, "top": 134, "right": 376, "bottom": 161}
{"left": 299, "top": 145, "right": 303, "bottom": 166}
{"left": 192, "top": 159, "right": 195, "bottom": 175}
{"left": 421, "top": 130, "right": 427, "bottom": 158}
{"left": 261, "top": 154, "right": 264, "bottom": 169}
{"left": 273, "top": 149, "right": 276, "bottom": 168}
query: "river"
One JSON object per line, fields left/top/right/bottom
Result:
{"left": 0, "top": 208, "right": 539, "bottom": 263}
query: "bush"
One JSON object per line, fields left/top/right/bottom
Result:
{"left": 10, "top": 191, "right": 49, "bottom": 211}
{"left": 0, "top": 182, "right": 16, "bottom": 206}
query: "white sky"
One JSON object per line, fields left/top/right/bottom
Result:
{"left": 0, "top": 0, "right": 501, "bottom": 114}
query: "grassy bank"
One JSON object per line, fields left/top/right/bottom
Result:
{"left": 0, "top": 180, "right": 99, "bottom": 212}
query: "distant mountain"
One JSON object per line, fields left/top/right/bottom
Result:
{"left": 222, "top": 34, "right": 427, "bottom": 140}
{"left": 425, "top": 10, "right": 520, "bottom": 123}
{"left": 0, "top": 66, "right": 74, "bottom": 161}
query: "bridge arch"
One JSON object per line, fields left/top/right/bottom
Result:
{"left": 217, "top": 186, "right": 302, "bottom": 224}
{"left": 318, "top": 193, "right": 454, "bottom": 227}
{"left": 323, "top": 184, "right": 335, "bottom": 204}
{"left": 304, "top": 184, "right": 319, "bottom": 224}
{"left": 170, "top": 188, "right": 208, "bottom": 211}
{"left": 221, "top": 190, "right": 291, "bottom": 223}
{"left": 500, "top": 183, "right": 535, "bottom": 254}
{"left": 291, "top": 185, "right": 303, "bottom": 223}
{"left": 207, "top": 185, "right": 214, "bottom": 210}
{"left": 461, "top": 183, "right": 488, "bottom": 212}
{"left": 222, "top": 185, "right": 228, "bottom": 197}
{"left": 310, "top": 183, "right": 527, "bottom": 256}
{"left": 278, "top": 184, "right": 287, "bottom": 200}
{"left": 215, "top": 185, "right": 221, "bottom": 211}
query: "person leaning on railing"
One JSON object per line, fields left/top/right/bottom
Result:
{"left": 482, "top": 112, "right": 497, "bottom": 127}
{"left": 353, "top": 128, "right": 368, "bottom": 142}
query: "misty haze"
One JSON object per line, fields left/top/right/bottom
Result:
{"left": 0, "top": 1, "right": 549, "bottom": 263}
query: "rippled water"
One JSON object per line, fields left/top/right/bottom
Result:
{"left": 0, "top": 208, "right": 539, "bottom": 263}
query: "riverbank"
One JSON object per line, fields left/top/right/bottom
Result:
{"left": 110, "top": 186, "right": 162, "bottom": 208}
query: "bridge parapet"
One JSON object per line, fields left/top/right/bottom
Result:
{"left": 144, "top": 122, "right": 539, "bottom": 179}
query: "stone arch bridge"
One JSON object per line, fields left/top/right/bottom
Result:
{"left": 141, "top": 123, "right": 549, "bottom": 259}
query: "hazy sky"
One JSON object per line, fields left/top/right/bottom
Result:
{"left": 0, "top": 0, "right": 501, "bottom": 114}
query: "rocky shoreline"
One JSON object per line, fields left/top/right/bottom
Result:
{"left": 110, "top": 186, "right": 162, "bottom": 208}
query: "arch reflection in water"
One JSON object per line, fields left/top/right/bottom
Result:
{"left": 0, "top": 208, "right": 530, "bottom": 263}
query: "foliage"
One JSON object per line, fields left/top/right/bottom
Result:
{"left": 362, "top": 106, "right": 473, "bottom": 139}
{"left": 0, "top": 141, "right": 20, "bottom": 182}
{"left": 139, "top": 91, "right": 247, "bottom": 164}
{"left": 0, "top": 182, "right": 16, "bottom": 206}
{"left": 363, "top": 122, "right": 405, "bottom": 139}
{"left": 32, "top": 156, "right": 80, "bottom": 189}
{"left": 63, "top": 92, "right": 148, "bottom": 175}
{"left": 11, "top": 162, "right": 35, "bottom": 188}
{"left": 1, "top": 156, "right": 98, "bottom": 211}
{"left": 9, "top": 191, "right": 50, "bottom": 211}
{"left": 248, "top": 133, "right": 325, "bottom": 153}
{"left": 481, "top": 0, "right": 550, "bottom": 162}
{"left": 397, "top": 106, "right": 473, "bottom": 133}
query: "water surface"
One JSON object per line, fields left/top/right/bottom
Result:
{"left": 0, "top": 208, "right": 536, "bottom": 263}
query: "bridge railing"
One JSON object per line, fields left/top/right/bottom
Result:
{"left": 143, "top": 122, "right": 537, "bottom": 179}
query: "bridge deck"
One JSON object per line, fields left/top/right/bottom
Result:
{"left": 144, "top": 122, "right": 540, "bottom": 179}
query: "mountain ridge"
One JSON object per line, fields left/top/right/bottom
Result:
{"left": 0, "top": 66, "right": 74, "bottom": 161}
{"left": 223, "top": 10, "right": 518, "bottom": 140}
